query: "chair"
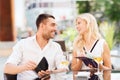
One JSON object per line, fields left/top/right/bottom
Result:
{"left": 54, "top": 40, "right": 66, "bottom": 52}
{"left": 4, "top": 73, "right": 17, "bottom": 80}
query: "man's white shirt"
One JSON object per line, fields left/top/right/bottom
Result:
{"left": 6, "top": 35, "right": 67, "bottom": 80}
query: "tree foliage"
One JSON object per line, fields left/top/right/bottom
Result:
{"left": 76, "top": 0, "right": 120, "bottom": 22}
{"left": 104, "top": 0, "right": 120, "bottom": 22}
{"left": 76, "top": 1, "right": 91, "bottom": 13}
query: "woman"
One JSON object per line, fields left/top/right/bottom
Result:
{"left": 71, "top": 13, "right": 111, "bottom": 80}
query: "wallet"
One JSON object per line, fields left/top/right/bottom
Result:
{"left": 34, "top": 57, "right": 49, "bottom": 80}
{"left": 76, "top": 57, "right": 98, "bottom": 68}
{"left": 34, "top": 57, "right": 49, "bottom": 73}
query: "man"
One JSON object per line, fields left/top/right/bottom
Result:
{"left": 4, "top": 13, "right": 68, "bottom": 80}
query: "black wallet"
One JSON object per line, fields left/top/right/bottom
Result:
{"left": 34, "top": 57, "right": 49, "bottom": 80}
{"left": 34, "top": 57, "right": 49, "bottom": 73}
{"left": 76, "top": 57, "right": 98, "bottom": 68}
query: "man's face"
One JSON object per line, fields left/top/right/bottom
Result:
{"left": 41, "top": 18, "right": 57, "bottom": 40}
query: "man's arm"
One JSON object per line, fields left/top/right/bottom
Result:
{"left": 4, "top": 61, "right": 37, "bottom": 74}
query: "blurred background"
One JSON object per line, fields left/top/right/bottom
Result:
{"left": 0, "top": 0, "right": 120, "bottom": 79}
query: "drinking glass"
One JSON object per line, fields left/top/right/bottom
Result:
{"left": 93, "top": 56, "right": 102, "bottom": 74}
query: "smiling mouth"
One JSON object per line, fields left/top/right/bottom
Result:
{"left": 50, "top": 31, "right": 55, "bottom": 36}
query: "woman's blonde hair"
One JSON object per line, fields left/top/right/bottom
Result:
{"left": 73, "top": 13, "right": 101, "bottom": 52}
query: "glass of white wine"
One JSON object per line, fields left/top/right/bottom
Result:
{"left": 61, "top": 60, "right": 69, "bottom": 67}
{"left": 93, "top": 56, "right": 102, "bottom": 74}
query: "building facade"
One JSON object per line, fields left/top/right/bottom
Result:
{"left": 25, "top": 0, "right": 77, "bottom": 31}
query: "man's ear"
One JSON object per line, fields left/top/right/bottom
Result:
{"left": 37, "top": 23, "right": 42, "bottom": 31}
{"left": 38, "top": 23, "right": 44, "bottom": 32}
{"left": 39, "top": 23, "right": 42, "bottom": 28}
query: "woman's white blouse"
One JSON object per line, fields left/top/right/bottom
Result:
{"left": 76, "top": 39, "right": 105, "bottom": 80}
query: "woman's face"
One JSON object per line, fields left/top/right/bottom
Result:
{"left": 76, "top": 18, "right": 88, "bottom": 35}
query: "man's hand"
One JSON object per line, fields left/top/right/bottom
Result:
{"left": 38, "top": 70, "right": 51, "bottom": 79}
{"left": 20, "top": 61, "right": 37, "bottom": 71}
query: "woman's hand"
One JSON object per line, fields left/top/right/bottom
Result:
{"left": 88, "top": 64, "right": 97, "bottom": 77}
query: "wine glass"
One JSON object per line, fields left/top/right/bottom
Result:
{"left": 61, "top": 60, "right": 69, "bottom": 67}
{"left": 60, "top": 55, "right": 69, "bottom": 70}
{"left": 93, "top": 56, "right": 102, "bottom": 74}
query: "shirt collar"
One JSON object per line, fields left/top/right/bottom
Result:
{"left": 32, "top": 34, "right": 53, "bottom": 48}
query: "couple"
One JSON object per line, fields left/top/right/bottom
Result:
{"left": 4, "top": 13, "right": 111, "bottom": 80}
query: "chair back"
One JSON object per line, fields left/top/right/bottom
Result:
{"left": 4, "top": 73, "right": 17, "bottom": 80}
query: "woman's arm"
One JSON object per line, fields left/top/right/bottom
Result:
{"left": 71, "top": 51, "right": 83, "bottom": 80}
{"left": 71, "top": 51, "right": 82, "bottom": 71}
{"left": 102, "top": 41, "right": 111, "bottom": 80}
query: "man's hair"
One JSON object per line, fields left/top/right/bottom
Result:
{"left": 36, "top": 13, "right": 55, "bottom": 29}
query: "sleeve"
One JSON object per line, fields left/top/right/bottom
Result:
{"left": 54, "top": 44, "right": 69, "bottom": 70}
{"left": 5, "top": 40, "right": 24, "bottom": 65}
